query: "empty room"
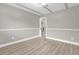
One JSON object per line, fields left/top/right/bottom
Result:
{"left": 0, "top": 3, "right": 79, "bottom": 55}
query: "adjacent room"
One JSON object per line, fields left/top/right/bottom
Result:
{"left": 0, "top": 3, "right": 79, "bottom": 55}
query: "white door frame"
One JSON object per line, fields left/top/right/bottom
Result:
{"left": 39, "top": 17, "right": 47, "bottom": 37}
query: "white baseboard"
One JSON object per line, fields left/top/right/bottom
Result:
{"left": 46, "top": 36, "right": 79, "bottom": 46}
{"left": 0, "top": 28, "right": 39, "bottom": 31}
{"left": 1, "top": 35, "right": 79, "bottom": 48}
{"left": 0, "top": 35, "right": 40, "bottom": 48}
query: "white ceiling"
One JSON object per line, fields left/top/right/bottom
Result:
{"left": 67, "top": 3, "right": 79, "bottom": 8}
{"left": 21, "top": 3, "right": 49, "bottom": 15}
{"left": 7, "top": 3, "right": 79, "bottom": 16}
{"left": 47, "top": 3, "right": 65, "bottom": 12}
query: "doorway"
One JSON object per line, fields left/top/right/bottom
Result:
{"left": 40, "top": 17, "right": 47, "bottom": 38}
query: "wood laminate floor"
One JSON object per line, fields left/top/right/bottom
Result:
{"left": 0, "top": 37, "right": 79, "bottom": 55}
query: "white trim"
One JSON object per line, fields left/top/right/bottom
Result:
{"left": 46, "top": 36, "right": 79, "bottom": 46}
{"left": 0, "top": 28, "right": 39, "bottom": 31}
{"left": 47, "top": 28, "right": 79, "bottom": 31}
{"left": 1, "top": 35, "right": 79, "bottom": 48}
{"left": 0, "top": 35, "right": 40, "bottom": 48}
{"left": 39, "top": 17, "right": 41, "bottom": 37}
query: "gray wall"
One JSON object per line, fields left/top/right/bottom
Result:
{"left": 0, "top": 4, "right": 39, "bottom": 45}
{"left": 46, "top": 6, "right": 79, "bottom": 43}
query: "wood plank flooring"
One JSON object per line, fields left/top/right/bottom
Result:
{"left": 0, "top": 37, "right": 79, "bottom": 55}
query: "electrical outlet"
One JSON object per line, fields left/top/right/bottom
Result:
{"left": 11, "top": 36, "right": 15, "bottom": 40}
